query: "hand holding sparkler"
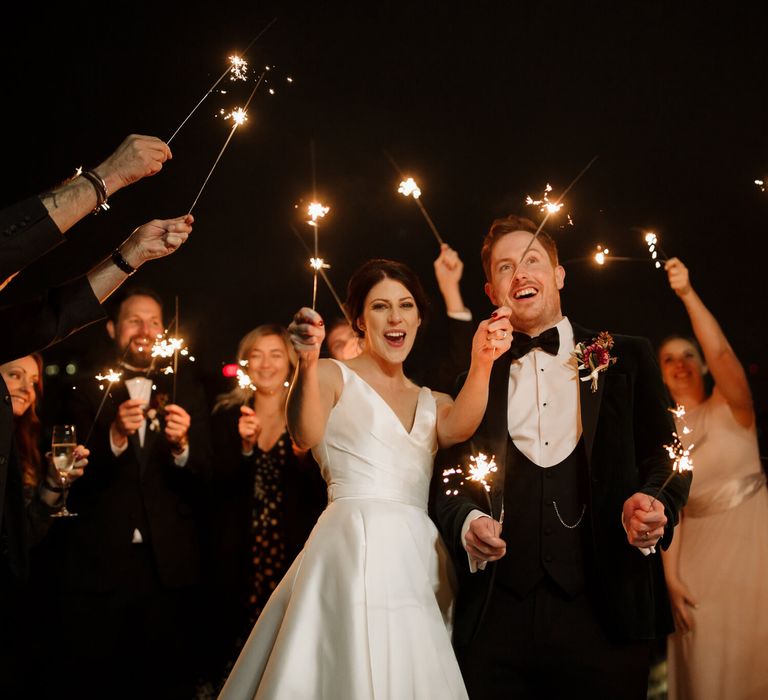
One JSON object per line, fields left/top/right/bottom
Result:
{"left": 664, "top": 257, "right": 693, "bottom": 298}
{"left": 95, "top": 134, "right": 172, "bottom": 195}
{"left": 622, "top": 492, "right": 668, "bottom": 550}
{"left": 473, "top": 306, "right": 513, "bottom": 364}
{"left": 433, "top": 243, "right": 467, "bottom": 314}
{"left": 117, "top": 215, "right": 193, "bottom": 270}
{"left": 288, "top": 307, "right": 326, "bottom": 362}
{"left": 164, "top": 404, "right": 190, "bottom": 454}
{"left": 239, "top": 405, "right": 262, "bottom": 453}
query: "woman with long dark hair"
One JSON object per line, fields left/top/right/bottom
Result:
{"left": 220, "top": 259, "right": 512, "bottom": 699}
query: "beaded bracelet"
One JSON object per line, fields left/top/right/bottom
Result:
{"left": 111, "top": 248, "right": 137, "bottom": 276}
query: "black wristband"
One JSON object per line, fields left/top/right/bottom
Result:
{"left": 112, "top": 248, "right": 137, "bottom": 276}
{"left": 80, "top": 169, "right": 110, "bottom": 213}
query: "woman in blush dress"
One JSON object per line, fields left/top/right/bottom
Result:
{"left": 659, "top": 257, "right": 768, "bottom": 700}
{"left": 219, "top": 259, "right": 512, "bottom": 700}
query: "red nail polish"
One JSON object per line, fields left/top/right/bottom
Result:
{"left": 490, "top": 311, "right": 498, "bottom": 318}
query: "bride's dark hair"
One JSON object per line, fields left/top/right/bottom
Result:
{"left": 345, "top": 259, "right": 429, "bottom": 337}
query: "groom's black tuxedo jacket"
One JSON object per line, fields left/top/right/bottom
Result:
{"left": 47, "top": 368, "right": 212, "bottom": 593}
{"left": 432, "top": 324, "right": 691, "bottom": 647}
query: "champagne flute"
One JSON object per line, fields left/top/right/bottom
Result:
{"left": 51, "top": 424, "right": 77, "bottom": 518}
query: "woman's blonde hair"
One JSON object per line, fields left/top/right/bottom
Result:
{"left": 213, "top": 324, "right": 297, "bottom": 413}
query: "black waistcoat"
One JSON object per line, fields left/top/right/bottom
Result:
{"left": 495, "top": 436, "right": 590, "bottom": 597}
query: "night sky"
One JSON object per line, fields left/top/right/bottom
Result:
{"left": 3, "top": 2, "right": 766, "bottom": 440}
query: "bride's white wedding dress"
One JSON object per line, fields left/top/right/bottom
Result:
{"left": 219, "top": 360, "right": 468, "bottom": 699}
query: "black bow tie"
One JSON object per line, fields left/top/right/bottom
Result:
{"left": 508, "top": 327, "right": 560, "bottom": 360}
{"left": 117, "top": 364, "right": 155, "bottom": 381}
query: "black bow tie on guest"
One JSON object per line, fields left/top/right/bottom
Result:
{"left": 508, "top": 326, "right": 560, "bottom": 360}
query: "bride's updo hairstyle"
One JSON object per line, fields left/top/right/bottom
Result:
{"left": 345, "top": 259, "right": 430, "bottom": 338}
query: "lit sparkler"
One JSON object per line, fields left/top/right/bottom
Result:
{"left": 84, "top": 368, "right": 124, "bottom": 446}
{"left": 398, "top": 177, "right": 421, "bottom": 199}
{"left": 650, "top": 432, "right": 695, "bottom": 506}
{"left": 644, "top": 231, "right": 669, "bottom": 270}
{"left": 396, "top": 175, "right": 444, "bottom": 246}
{"left": 307, "top": 202, "right": 330, "bottom": 226}
{"left": 594, "top": 245, "right": 609, "bottom": 265}
{"left": 504, "top": 155, "right": 599, "bottom": 305}
{"left": 442, "top": 452, "right": 499, "bottom": 519}
{"left": 525, "top": 183, "right": 564, "bottom": 215}
{"left": 755, "top": 179, "right": 765, "bottom": 192}
{"left": 188, "top": 69, "right": 267, "bottom": 214}
{"left": 166, "top": 18, "right": 277, "bottom": 144}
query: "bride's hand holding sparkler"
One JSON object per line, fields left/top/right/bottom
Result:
{"left": 288, "top": 307, "right": 326, "bottom": 363}
{"left": 118, "top": 215, "right": 194, "bottom": 269}
{"left": 472, "top": 306, "right": 513, "bottom": 365}
{"left": 95, "top": 134, "right": 173, "bottom": 194}
{"left": 622, "top": 492, "right": 667, "bottom": 549}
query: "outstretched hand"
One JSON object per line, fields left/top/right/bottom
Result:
{"left": 288, "top": 307, "right": 326, "bottom": 362}
{"left": 472, "top": 306, "right": 513, "bottom": 364}
{"left": 96, "top": 134, "right": 172, "bottom": 194}
{"left": 120, "top": 215, "right": 194, "bottom": 269}
{"left": 665, "top": 257, "right": 692, "bottom": 298}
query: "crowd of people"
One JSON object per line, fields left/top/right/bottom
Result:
{"left": 2, "top": 132, "right": 765, "bottom": 700}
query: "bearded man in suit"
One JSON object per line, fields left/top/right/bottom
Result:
{"left": 433, "top": 215, "right": 690, "bottom": 699}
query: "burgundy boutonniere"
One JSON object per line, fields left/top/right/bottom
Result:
{"left": 146, "top": 392, "right": 169, "bottom": 432}
{"left": 573, "top": 331, "right": 617, "bottom": 393}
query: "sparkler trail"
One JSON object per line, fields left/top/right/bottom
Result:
{"left": 384, "top": 150, "right": 444, "bottom": 246}
{"left": 187, "top": 70, "right": 266, "bottom": 214}
{"left": 166, "top": 17, "right": 277, "bottom": 145}
{"left": 504, "top": 155, "right": 598, "bottom": 304}
{"left": 288, "top": 224, "right": 351, "bottom": 325}
{"left": 643, "top": 231, "right": 668, "bottom": 269}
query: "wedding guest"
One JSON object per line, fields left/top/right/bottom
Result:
{"left": 47, "top": 286, "right": 212, "bottom": 698}
{"left": 433, "top": 215, "right": 690, "bottom": 699}
{"left": 0, "top": 353, "right": 89, "bottom": 695}
{"left": 659, "top": 257, "right": 768, "bottom": 700}
{"left": 201, "top": 325, "right": 327, "bottom": 690}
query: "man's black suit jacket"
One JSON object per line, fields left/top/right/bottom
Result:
{"left": 432, "top": 324, "right": 691, "bottom": 648}
{"left": 50, "top": 368, "right": 213, "bottom": 593}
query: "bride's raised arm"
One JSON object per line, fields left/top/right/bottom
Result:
{"left": 286, "top": 307, "right": 343, "bottom": 450}
{"left": 435, "top": 306, "right": 512, "bottom": 449}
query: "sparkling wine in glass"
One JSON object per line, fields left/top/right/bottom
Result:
{"left": 51, "top": 424, "right": 77, "bottom": 517}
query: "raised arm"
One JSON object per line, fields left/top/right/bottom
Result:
{"left": 41, "top": 134, "right": 172, "bottom": 234}
{"left": 665, "top": 257, "right": 754, "bottom": 427}
{"left": 435, "top": 306, "right": 512, "bottom": 448}
{"left": 286, "top": 307, "right": 343, "bottom": 449}
{"left": 86, "top": 214, "right": 193, "bottom": 302}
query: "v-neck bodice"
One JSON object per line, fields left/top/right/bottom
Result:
{"left": 312, "top": 359, "right": 438, "bottom": 509}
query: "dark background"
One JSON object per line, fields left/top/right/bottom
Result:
{"left": 2, "top": 2, "right": 766, "bottom": 443}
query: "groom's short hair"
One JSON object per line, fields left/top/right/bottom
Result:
{"left": 481, "top": 215, "right": 559, "bottom": 281}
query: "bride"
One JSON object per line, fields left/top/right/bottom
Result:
{"left": 219, "top": 259, "right": 511, "bottom": 699}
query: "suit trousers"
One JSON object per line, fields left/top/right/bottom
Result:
{"left": 459, "top": 578, "right": 652, "bottom": 700}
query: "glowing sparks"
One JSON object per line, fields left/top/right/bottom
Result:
{"left": 95, "top": 369, "right": 122, "bottom": 389}
{"left": 594, "top": 245, "right": 609, "bottom": 265}
{"left": 669, "top": 404, "right": 692, "bottom": 435}
{"left": 228, "top": 55, "right": 248, "bottom": 81}
{"left": 644, "top": 231, "right": 664, "bottom": 269}
{"left": 755, "top": 179, "right": 765, "bottom": 192}
{"left": 441, "top": 452, "right": 498, "bottom": 517}
{"left": 664, "top": 434, "right": 695, "bottom": 473}
{"left": 151, "top": 334, "right": 185, "bottom": 359}
{"left": 467, "top": 453, "right": 498, "bottom": 492}
{"left": 224, "top": 107, "right": 248, "bottom": 126}
{"left": 398, "top": 177, "right": 422, "bottom": 199}
{"left": 307, "top": 202, "right": 330, "bottom": 226}
{"left": 525, "top": 183, "right": 563, "bottom": 214}
{"left": 237, "top": 367, "right": 256, "bottom": 391}
{"left": 310, "top": 257, "right": 330, "bottom": 270}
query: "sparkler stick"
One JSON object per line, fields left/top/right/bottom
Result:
{"left": 288, "top": 224, "right": 351, "bottom": 325}
{"left": 187, "top": 70, "right": 266, "bottom": 214}
{"left": 172, "top": 296, "right": 179, "bottom": 403}
{"left": 384, "top": 150, "right": 445, "bottom": 246}
{"left": 507, "top": 156, "right": 598, "bottom": 298}
{"left": 166, "top": 17, "right": 277, "bottom": 144}
{"left": 83, "top": 369, "right": 123, "bottom": 446}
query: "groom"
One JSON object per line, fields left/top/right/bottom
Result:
{"left": 433, "top": 215, "right": 690, "bottom": 699}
